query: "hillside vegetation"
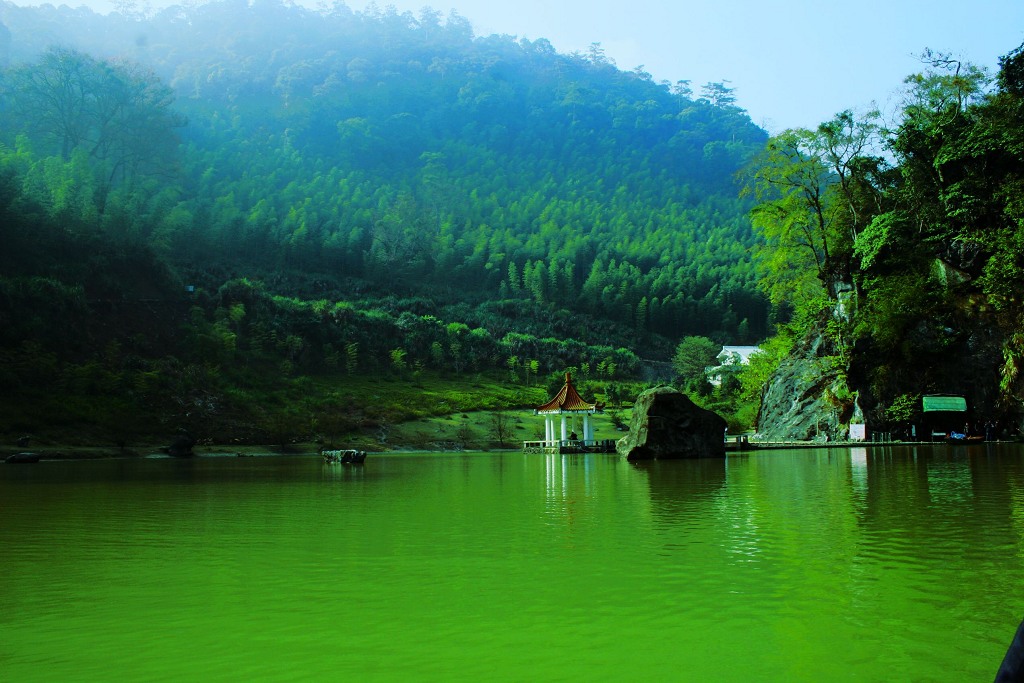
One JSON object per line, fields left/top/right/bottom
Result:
{"left": 0, "top": 1, "right": 769, "bottom": 445}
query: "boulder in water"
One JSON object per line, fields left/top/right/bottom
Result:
{"left": 616, "top": 386, "right": 726, "bottom": 461}
{"left": 166, "top": 432, "right": 196, "bottom": 458}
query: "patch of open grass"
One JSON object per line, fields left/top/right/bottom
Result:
{"left": 0, "top": 365, "right": 640, "bottom": 451}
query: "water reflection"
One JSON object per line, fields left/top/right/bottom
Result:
{"left": 926, "top": 450, "right": 974, "bottom": 505}
{"left": 320, "top": 461, "right": 366, "bottom": 482}
{"left": 850, "top": 447, "right": 868, "bottom": 497}
{"left": 846, "top": 445, "right": 1020, "bottom": 521}
{"left": 543, "top": 453, "right": 595, "bottom": 500}
{"left": 540, "top": 453, "right": 613, "bottom": 532}
{"left": 5, "top": 447, "right": 1024, "bottom": 681}
{"left": 627, "top": 458, "right": 727, "bottom": 523}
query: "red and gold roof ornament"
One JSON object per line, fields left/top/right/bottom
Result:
{"left": 535, "top": 373, "right": 604, "bottom": 414}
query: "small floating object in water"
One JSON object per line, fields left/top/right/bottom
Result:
{"left": 6, "top": 452, "right": 40, "bottom": 464}
{"left": 322, "top": 449, "right": 367, "bottom": 464}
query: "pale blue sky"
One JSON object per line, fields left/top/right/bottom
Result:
{"left": 10, "top": 0, "right": 1024, "bottom": 132}
{"left": 367, "top": 0, "right": 1024, "bottom": 132}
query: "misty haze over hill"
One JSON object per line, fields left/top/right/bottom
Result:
{"left": 0, "top": 0, "right": 770, "bottom": 348}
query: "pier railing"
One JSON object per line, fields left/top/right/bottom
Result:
{"left": 522, "top": 439, "right": 617, "bottom": 453}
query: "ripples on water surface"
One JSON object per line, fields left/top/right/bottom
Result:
{"left": 3, "top": 445, "right": 1024, "bottom": 681}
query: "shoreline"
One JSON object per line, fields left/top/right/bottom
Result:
{"left": 0, "top": 441, "right": 525, "bottom": 461}
{"left": 3, "top": 440, "right": 1018, "bottom": 462}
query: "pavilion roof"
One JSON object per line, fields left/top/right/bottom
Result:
{"left": 535, "top": 373, "right": 600, "bottom": 414}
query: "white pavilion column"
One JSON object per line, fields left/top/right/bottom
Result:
{"left": 583, "top": 414, "right": 591, "bottom": 443}
{"left": 545, "top": 416, "right": 553, "bottom": 446}
{"left": 560, "top": 415, "right": 567, "bottom": 443}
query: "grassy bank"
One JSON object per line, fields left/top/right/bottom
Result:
{"left": 1, "top": 408, "right": 630, "bottom": 460}
{"left": 1, "top": 369, "right": 639, "bottom": 457}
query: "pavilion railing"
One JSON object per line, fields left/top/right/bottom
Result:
{"left": 522, "top": 439, "right": 617, "bottom": 453}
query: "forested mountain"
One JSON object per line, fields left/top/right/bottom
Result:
{"left": 0, "top": 0, "right": 769, "bottom": 442}
{"left": 0, "top": 0, "right": 768, "bottom": 341}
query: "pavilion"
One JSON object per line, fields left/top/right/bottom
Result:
{"left": 525, "top": 373, "right": 612, "bottom": 453}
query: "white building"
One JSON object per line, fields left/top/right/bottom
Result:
{"left": 707, "top": 345, "right": 761, "bottom": 386}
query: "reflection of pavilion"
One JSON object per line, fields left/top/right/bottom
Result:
{"left": 544, "top": 453, "right": 594, "bottom": 506}
{"left": 523, "top": 373, "right": 616, "bottom": 454}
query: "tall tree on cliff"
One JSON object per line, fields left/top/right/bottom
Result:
{"left": 738, "top": 111, "right": 889, "bottom": 439}
{"left": 741, "top": 110, "right": 887, "bottom": 310}
{"left": 986, "top": 44, "right": 1024, "bottom": 408}
{"left": 747, "top": 44, "right": 1024, "bottom": 435}
{"left": 852, "top": 51, "right": 994, "bottom": 360}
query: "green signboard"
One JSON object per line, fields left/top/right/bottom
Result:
{"left": 922, "top": 395, "right": 967, "bottom": 412}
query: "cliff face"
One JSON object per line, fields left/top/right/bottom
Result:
{"left": 755, "top": 332, "right": 851, "bottom": 441}
{"left": 756, "top": 262, "right": 1018, "bottom": 441}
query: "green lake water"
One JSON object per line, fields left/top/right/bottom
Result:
{"left": 3, "top": 445, "right": 1024, "bottom": 681}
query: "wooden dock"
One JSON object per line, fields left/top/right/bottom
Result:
{"left": 522, "top": 439, "right": 618, "bottom": 454}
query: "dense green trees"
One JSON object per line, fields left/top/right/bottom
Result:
{"left": 5, "top": 47, "right": 184, "bottom": 195}
{"left": 0, "top": 0, "right": 773, "bottom": 441}
{"left": 3, "top": 2, "right": 1020, "bottom": 439}
{"left": 742, "top": 110, "right": 885, "bottom": 305}
{"left": 743, "top": 45, "right": 1024, "bottom": 430}
{"left": 671, "top": 336, "right": 720, "bottom": 394}
{"left": 0, "top": 0, "right": 770, "bottom": 347}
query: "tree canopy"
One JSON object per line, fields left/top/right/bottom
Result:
{"left": 742, "top": 45, "right": 1024, "bottom": 431}
{"left": 0, "top": 0, "right": 771, "bottom": 346}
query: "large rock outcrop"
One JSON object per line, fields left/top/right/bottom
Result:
{"left": 756, "top": 276, "right": 1013, "bottom": 442}
{"left": 616, "top": 386, "right": 726, "bottom": 461}
{"left": 165, "top": 431, "right": 196, "bottom": 458}
{"left": 756, "top": 332, "right": 849, "bottom": 442}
